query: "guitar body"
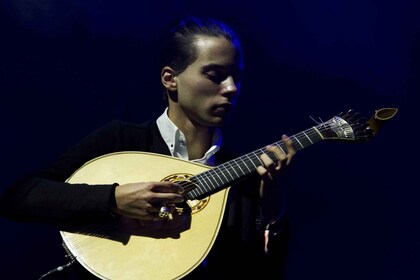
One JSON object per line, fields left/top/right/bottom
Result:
{"left": 61, "top": 151, "right": 229, "bottom": 280}
{"left": 60, "top": 108, "right": 398, "bottom": 280}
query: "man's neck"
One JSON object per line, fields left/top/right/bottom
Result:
{"left": 167, "top": 107, "right": 215, "bottom": 160}
{"left": 182, "top": 127, "right": 213, "bottom": 160}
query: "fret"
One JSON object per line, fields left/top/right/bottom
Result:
{"left": 243, "top": 154, "right": 256, "bottom": 169}
{"left": 239, "top": 156, "right": 253, "bottom": 173}
{"left": 186, "top": 109, "right": 381, "bottom": 200}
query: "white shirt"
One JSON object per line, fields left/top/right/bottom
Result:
{"left": 156, "top": 108, "right": 221, "bottom": 166}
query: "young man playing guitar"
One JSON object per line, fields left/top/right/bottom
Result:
{"left": 0, "top": 17, "right": 295, "bottom": 280}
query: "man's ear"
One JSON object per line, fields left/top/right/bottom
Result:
{"left": 161, "top": 66, "right": 177, "bottom": 91}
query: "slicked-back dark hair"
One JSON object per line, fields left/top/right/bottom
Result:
{"left": 160, "top": 16, "right": 244, "bottom": 75}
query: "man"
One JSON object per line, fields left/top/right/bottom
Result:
{"left": 0, "top": 16, "right": 295, "bottom": 279}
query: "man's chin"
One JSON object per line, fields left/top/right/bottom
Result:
{"left": 210, "top": 116, "right": 229, "bottom": 127}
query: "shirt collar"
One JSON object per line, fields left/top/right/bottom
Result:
{"left": 156, "top": 107, "right": 221, "bottom": 166}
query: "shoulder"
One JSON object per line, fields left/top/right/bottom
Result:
{"left": 88, "top": 119, "right": 156, "bottom": 138}
{"left": 71, "top": 119, "right": 158, "bottom": 153}
{"left": 100, "top": 119, "right": 154, "bottom": 131}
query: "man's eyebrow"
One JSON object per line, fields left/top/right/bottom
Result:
{"left": 202, "top": 63, "right": 240, "bottom": 73}
{"left": 202, "top": 64, "right": 226, "bottom": 71}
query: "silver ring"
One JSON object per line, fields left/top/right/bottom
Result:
{"left": 158, "top": 206, "right": 170, "bottom": 218}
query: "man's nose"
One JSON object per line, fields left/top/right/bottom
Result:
{"left": 221, "top": 76, "right": 238, "bottom": 94}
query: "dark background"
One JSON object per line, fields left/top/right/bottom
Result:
{"left": 1, "top": 1, "right": 418, "bottom": 279}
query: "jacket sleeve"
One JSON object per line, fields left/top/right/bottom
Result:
{"left": 0, "top": 121, "right": 129, "bottom": 227}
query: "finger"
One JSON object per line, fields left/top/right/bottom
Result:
{"left": 151, "top": 182, "right": 184, "bottom": 194}
{"left": 164, "top": 193, "right": 184, "bottom": 203}
{"left": 265, "top": 145, "right": 286, "bottom": 170}
{"left": 257, "top": 153, "right": 276, "bottom": 181}
{"left": 256, "top": 165, "right": 273, "bottom": 181}
{"left": 145, "top": 204, "right": 169, "bottom": 220}
{"left": 146, "top": 204, "right": 162, "bottom": 214}
{"left": 148, "top": 193, "right": 184, "bottom": 205}
{"left": 152, "top": 204, "right": 177, "bottom": 221}
{"left": 282, "top": 134, "right": 296, "bottom": 165}
{"left": 127, "top": 208, "right": 157, "bottom": 221}
{"left": 260, "top": 152, "right": 276, "bottom": 171}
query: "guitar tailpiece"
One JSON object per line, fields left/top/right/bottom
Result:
{"left": 61, "top": 241, "right": 76, "bottom": 261}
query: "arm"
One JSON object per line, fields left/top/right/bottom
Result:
{"left": 0, "top": 121, "right": 132, "bottom": 226}
{"left": 0, "top": 120, "right": 184, "bottom": 226}
{"left": 257, "top": 134, "right": 295, "bottom": 222}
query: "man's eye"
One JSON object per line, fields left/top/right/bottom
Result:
{"left": 206, "top": 74, "right": 224, "bottom": 84}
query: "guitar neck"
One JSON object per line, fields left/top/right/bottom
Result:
{"left": 186, "top": 126, "right": 324, "bottom": 200}
{"left": 185, "top": 105, "right": 402, "bottom": 200}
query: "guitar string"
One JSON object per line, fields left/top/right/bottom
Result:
{"left": 62, "top": 126, "right": 323, "bottom": 250}
{"left": 182, "top": 123, "right": 327, "bottom": 198}
{"left": 64, "top": 117, "right": 354, "bottom": 250}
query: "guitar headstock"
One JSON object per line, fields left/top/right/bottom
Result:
{"left": 319, "top": 108, "right": 398, "bottom": 142}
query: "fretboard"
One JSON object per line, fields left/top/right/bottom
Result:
{"left": 186, "top": 125, "right": 324, "bottom": 199}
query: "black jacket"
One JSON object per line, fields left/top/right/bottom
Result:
{"left": 0, "top": 120, "right": 289, "bottom": 279}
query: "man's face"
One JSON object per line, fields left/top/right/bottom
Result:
{"left": 171, "top": 36, "right": 242, "bottom": 128}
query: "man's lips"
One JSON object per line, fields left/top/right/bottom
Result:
{"left": 213, "top": 103, "right": 232, "bottom": 115}
{"left": 217, "top": 103, "right": 232, "bottom": 110}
